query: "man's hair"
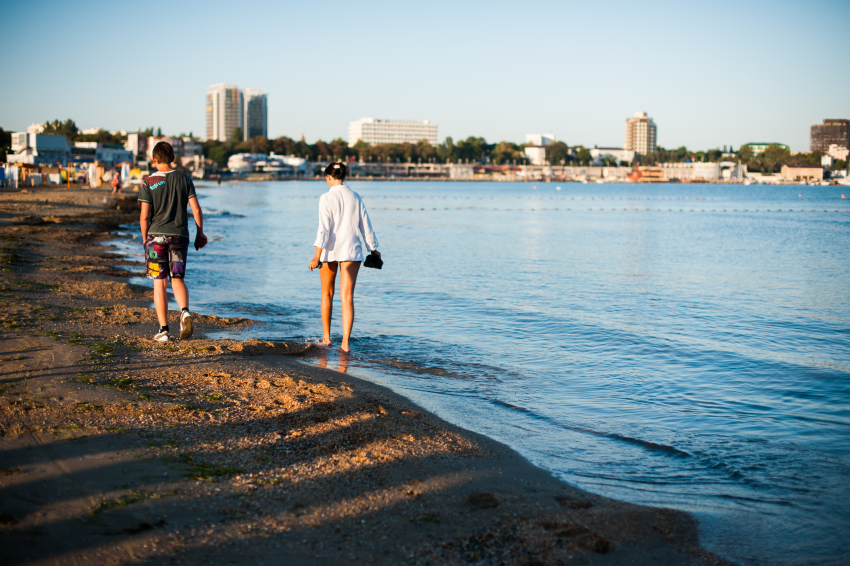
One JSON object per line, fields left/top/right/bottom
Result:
{"left": 324, "top": 161, "right": 346, "bottom": 181}
{"left": 152, "top": 142, "right": 175, "bottom": 164}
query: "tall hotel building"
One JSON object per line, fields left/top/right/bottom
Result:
{"left": 206, "top": 84, "right": 242, "bottom": 142}
{"left": 206, "top": 84, "right": 268, "bottom": 141}
{"left": 348, "top": 118, "right": 438, "bottom": 146}
{"left": 624, "top": 111, "right": 657, "bottom": 155}
{"left": 810, "top": 119, "right": 849, "bottom": 152}
{"left": 243, "top": 89, "right": 268, "bottom": 140}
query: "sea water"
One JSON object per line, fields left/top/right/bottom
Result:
{"left": 115, "top": 181, "right": 850, "bottom": 566}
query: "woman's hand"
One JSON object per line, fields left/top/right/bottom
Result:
{"left": 310, "top": 247, "right": 323, "bottom": 271}
{"left": 372, "top": 250, "right": 381, "bottom": 258}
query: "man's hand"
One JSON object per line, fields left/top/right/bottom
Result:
{"left": 194, "top": 232, "right": 208, "bottom": 251}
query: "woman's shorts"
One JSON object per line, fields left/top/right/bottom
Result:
{"left": 144, "top": 235, "right": 189, "bottom": 280}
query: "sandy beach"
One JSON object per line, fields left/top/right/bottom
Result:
{"left": 0, "top": 185, "right": 731, "bottom": 565}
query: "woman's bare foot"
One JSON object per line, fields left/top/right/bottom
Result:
{"left": 340, "top": 341, "right": 350, "bottom": 353}
{"left": 318, "top": 337, "right": 332, "bottom": 347}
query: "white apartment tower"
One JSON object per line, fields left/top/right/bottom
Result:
{"left": 624, "top": 111, "right": 657, "bottom": 155}
{"left": 243, "top": 89, "right": 268, "bottom": 140}
{"left": 206, "top": 84, "right": 243, "bottom": 142}
{"left": 348, "top": 118, "right": 438, "bottom": 146}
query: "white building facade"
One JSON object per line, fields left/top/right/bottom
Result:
{"left": 206, "top": 84, "right": 243, "bottom": 142}
{"left": 827, "top": 144, "right": 849, "bottom": 161}
{"left": 590, "top": 147, "right": 635, "bottom": 166}
{"left": 523, "top": 133, "right": 555, "bottom": 165}
{"left": 348, "top": 118, "right": 438, "bottom": 146}
{"left": 625, "top": 111, "right": 657, "bottom": 155}
{"left": 7, "top": 133, "right": 70, "bottom": 165}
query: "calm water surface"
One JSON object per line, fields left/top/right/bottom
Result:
{"left": 117, "top": 181, "right": 850, "bottom": 565}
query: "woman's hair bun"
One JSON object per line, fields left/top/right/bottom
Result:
{"left": 324, "top": 161, "right": 347, "bottom": 180}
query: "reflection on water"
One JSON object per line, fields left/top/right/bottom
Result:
{"left": 113, "top": 181, "right": 850, "bottom": 566}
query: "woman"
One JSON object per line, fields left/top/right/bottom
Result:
{"left": 309, "top": 162, "right": 380, "bottom": 352}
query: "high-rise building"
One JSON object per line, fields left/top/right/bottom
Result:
{"left": 624, "top": 111, "right": 657, "bottom": 155}
{"left": 243, "top": 89, "right": 268, "bottom": 140}
{"left": 348, "top": 118, "right": 438, "bottom": 146}
{"left": 810, "top": 119, "right": 849, "bottom": 152}
{"left": 206, "top": 84, "right": 243, "bottom": 142}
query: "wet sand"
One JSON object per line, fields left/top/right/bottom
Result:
{"left": 0, "top": 185, "right": 732, "bottom": 565}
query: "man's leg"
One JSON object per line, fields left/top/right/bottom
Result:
{"left": 153, "top": 278, "right": 169, "bottom": 328}
{"left": 146, "top": 236, "right": 170, "bottom": 333}
{"left": 320, "top": 262, "right": 338, "bottom": 345}
{"left": 171, "top": 278, "right": 189, "bottom": 311}
{"left": 339, "top": 261, "right": 361, "bottom": 353}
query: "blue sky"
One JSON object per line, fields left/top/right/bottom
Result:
{"left": 2, "top": 0, "right": 848, "bottom": 151}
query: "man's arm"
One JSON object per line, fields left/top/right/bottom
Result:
{"left": 189, "top": 197, "right": 207, "bottom": 250}
{"left": 140, "top": 202, "right": 151, "bottom": 242}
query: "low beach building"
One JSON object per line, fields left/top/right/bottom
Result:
{"left": 71, "top": 142, "right": 133, "bottom": 167}
{"left": 227, "top": 153, "right": 302, "bottom": 176}
{"left": 124, "top": 133, "right": 148, "bottom": 164}
{"left": 658, "top": 162, "right": 745, "bottom": 182}
{"left": 591, "top": 147, "right": 635, "bottom": 166}
{"left": 827, "top": 144, "right": 849, "bottom": 161}
{"left": 523, "top": 134, "right": 555, "bottom": 166}
{"left": 781, "top": 164, "right": 823, "bottom": 182}
{"left": 6, "top": 132, "right": 69, "bottom": 166}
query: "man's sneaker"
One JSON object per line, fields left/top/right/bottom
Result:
{"left": 180, "top": 310, "right": 193, "bottom": 340}
{"left": 154, "top": 330, "right": 169, "bottom": 343}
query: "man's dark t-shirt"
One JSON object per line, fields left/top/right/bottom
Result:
{"left": 138, "top": 171, "right": 197, "bottom": 237}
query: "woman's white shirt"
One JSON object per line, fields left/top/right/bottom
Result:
{"left": 313, "top": 185, "right": 379, "bottom": 262}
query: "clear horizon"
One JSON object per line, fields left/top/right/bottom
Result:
{"left": 2, "top": 0, "right": 848, "bottom": 152}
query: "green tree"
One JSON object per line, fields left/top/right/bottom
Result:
{"left": 0, "top": 127, "right": 11, "bottom": 162}
{"left": 230, "top": 127, "right": 242, "bottom": 142}
{"left": 156, "top": 127, "right": 163, "bottom": 137}
{"left": 545, "top": 141, "right": 572, "bottom": 165}
{"left": 756, "top": 144, "right": 790, "bottom": 174}
{"left": 235, "top": 136, "right": 271, "bottom": 154}
{"left": 42, "top": 119, "right": 79, "bottom": 140}
{"left": 490, "top": 141, "right": 522, "bottom": 165}
{"left": 574, "top": 146, "right": 593, "bottom": 166}
{"left": 76, "top": 129, "right": 125, "bottom": 145}
{"left": 208, "top": 145, "right": 229, "bottom": 165}
{"left": 272, "top": 136, "right": 298, "bottom": 155}
{"left": 437, "top": 137, "right": 456, "bottom": 162}
{"left": 328, "top": 138, "right": 351, "bottom": 160}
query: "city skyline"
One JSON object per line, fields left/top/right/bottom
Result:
{"left": 2, "top": 0, "right": 849, "bottom": 151}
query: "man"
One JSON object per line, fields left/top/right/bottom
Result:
{"left": 138, "top": 142, "right": 207, "bottom": 342}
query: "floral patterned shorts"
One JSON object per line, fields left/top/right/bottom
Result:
{"left": 144, "top": 235, "right": 189, "bottom": 280}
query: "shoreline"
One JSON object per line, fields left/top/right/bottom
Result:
{"left": 0, "top": 186, "right": 731, "bottom": 565}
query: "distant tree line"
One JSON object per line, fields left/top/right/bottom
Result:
{"left": 639, "top": 143, "right": 839, "bottom": 174}
{"left": 3, "top": 119, "right": 843, "bottom": 173}
{"left": 202, "top": 135, "right": 594, "bottom": 167}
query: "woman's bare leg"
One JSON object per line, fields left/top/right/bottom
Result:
{"left": 339, "top": 261, "right": 361, "bottom": 352}
{"left": 319, "top": 262, "right": 338, "bottom": 345}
